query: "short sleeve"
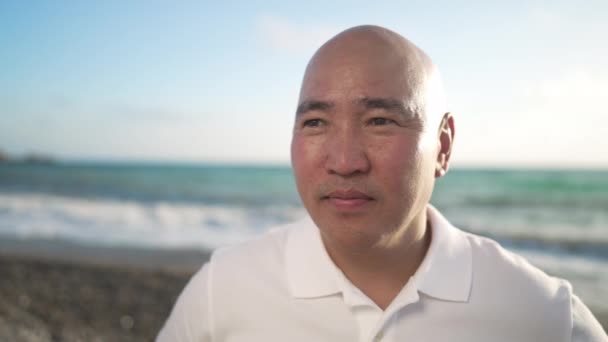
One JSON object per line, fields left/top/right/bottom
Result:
{"left": 156, "top": 263, "right": 212, "bottom": 342}
{"left": 571, "top": 294, "right": 608, "bottom": 342}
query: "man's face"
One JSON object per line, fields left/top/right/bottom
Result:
{"left": 291, "top": 42, "right": 440, "bottom": 250}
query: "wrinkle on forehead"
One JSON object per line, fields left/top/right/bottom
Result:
{"left": 299, "top": 25, "right": 446, "bottom": 127}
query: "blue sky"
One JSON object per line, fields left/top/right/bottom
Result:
{"left": 1, "top": 0, "right": 606, "bottom": 167}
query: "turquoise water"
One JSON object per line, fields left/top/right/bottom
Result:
{"left": 0, "top": 163, "right": 298, "bottom": 206}
{"left": 1, "top": 162, "right": 607, "bottom": 309}
{"left": 1, "top": 163, "right": 607, "bottom": 249}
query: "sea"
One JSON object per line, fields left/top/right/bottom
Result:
{"left": 1, "top": 162, "right": 607, "bottom": 311}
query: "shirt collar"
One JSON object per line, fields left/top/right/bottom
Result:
{"left": 284, "top": 205, "right": 472, "bottom": 303}
{"left": 414, "top": 205, "right": 472, "bottom": 302}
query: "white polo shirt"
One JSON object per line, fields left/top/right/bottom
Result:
{"left": 157, "top": 206, "right": 607, "bottom": 342}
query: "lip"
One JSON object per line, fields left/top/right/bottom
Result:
{"left": 323, "top": 189, "right": 373, "bottom": 212}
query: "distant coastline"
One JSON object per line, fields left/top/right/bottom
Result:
{"left": 0, "top": 150, "right": 55, "bottom": 165}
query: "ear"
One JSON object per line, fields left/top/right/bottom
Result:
{"left": 435, "top": 112, "right": 455, "bottom": 178}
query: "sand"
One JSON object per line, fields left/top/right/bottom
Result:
{"left": 0, "top": 238, "right": 606, "bottom": 341}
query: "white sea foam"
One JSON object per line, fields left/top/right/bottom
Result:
{"left": 0, "top": 193, "right": 307, "bottom": 249}
{"left": 444, "top": 207, "right": 608, "bottom": 246}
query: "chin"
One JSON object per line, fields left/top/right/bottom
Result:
{"left": 315, "top": 215, "right": 395, "bottom": 250}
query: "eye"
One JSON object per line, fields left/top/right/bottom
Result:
{"left": 369, "top": 117, "right": 395, "bottom": 126}
{"left": 303, "top": 118, "right": 324, "bottom": 127}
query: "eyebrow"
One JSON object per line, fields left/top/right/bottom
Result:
{"left": 295, "top": 97, "right": 415, "bottom": 119}
{"left": 357, "top": 97, "right": 413, "bottom": 119}
{"left": 296, "top": 100, "right": 334, "bottom": 117}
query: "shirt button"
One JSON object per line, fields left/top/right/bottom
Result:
{"left": 373, "top": 331, "right": 384, "bottom": 342}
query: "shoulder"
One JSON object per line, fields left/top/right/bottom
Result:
{"left": 465, "top": 231, "right": 571, "bottom": 298}
{"left": 157, "top": 222, "right": 303, "bottom": 342}
{"left": 156, "top": 264, "right": 212, "bottom": 342}
{"left": 210, "top": 221, "right": 294, "bottom": 269}
{"left": 571, "top": 294, "right": 608, "bottom": 341}
{"left": 207, "top": 220, "right": 306, "bottom": 293}
{"left": 462, "top": 231, "right": 574, "bottom": 337}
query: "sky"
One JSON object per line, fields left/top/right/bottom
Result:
{"left": 0, "top": 0, "right": 606, "bottom": 168}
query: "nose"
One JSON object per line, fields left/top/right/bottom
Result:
{"left": 325, "top": 126, "right": 371, "bottom": 177}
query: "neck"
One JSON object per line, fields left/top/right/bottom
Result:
{"left": 322, "top": 211, "right": 432, "bottom": 310}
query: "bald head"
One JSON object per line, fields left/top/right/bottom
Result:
{"left": 291, "top": 25, "right": 456, "bottom": 257}
{"left": 298, "top": 25, "right": 447, "bottom": 129}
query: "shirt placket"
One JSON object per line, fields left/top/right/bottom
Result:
{"left": 366, "top": 283, "right": 420, "bottom": 342}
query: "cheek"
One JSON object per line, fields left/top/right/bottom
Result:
{"left": 390, "top": 151, "right": 419, "bottom": 195}
{"left": 369, "top": 135, "right": 429, "bottom": 196}
{"left": 371, "top": 135, "right": 420, "bottom": 174}
{"left": 291, "top": 136, "right": 323, "bottom": 187}
{"left": 291, "top": 136, "right": 309, "bottom": 173}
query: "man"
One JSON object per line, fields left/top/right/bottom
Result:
{"left": 158, "top": 25, "right": 607, "bottom": 341}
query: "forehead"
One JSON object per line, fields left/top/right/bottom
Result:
{"left": 299, "top": 45, "right": 418, "bottom": 104}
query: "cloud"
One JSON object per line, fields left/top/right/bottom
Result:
{"left": 255, "top": 14, "right": 341, "bottom": 53}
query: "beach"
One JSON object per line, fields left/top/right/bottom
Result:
{"left": 0, "top": 239, "right": 209, "bottom": 342}
{"left": 1, "top": 239, "right": 607, "bottom": 341}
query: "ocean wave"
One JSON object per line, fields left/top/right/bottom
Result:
{"left": 467, "top": 229, "right": 608, "bottom": 260}
{"left": 1, "top": 192, "right": 607, "bottom": 258}
{"left": 0, "top": 192, "right": 307, "bottom": 249}
{"left": 458, "top": 195, "right": 608, "bottom": 210}
{"left": 438, "top": 205, "right": 608, "bottom": 258}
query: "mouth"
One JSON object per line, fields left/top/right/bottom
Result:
{"left": 322, "top": 189, "right": 374, "bottom": 212}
